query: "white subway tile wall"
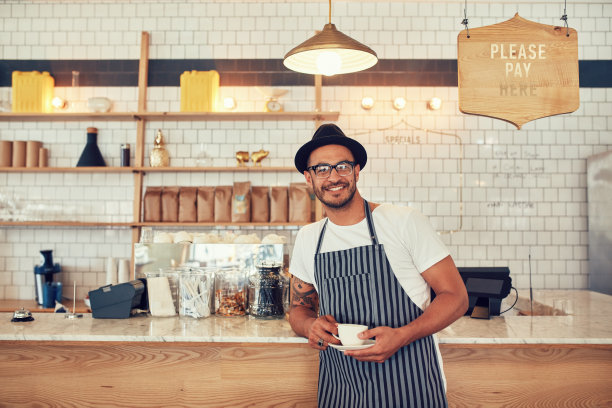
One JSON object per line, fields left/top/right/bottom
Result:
{"left": 0, "top": 1, "right": 611, "bottom": 300}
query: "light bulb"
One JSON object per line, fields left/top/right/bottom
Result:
{"left": 393, "top": 97, "right": 406, "bottom": 111}
{"left": 361, "top": 97, "right": 374, "bottom": 110}
{"left": 316, "top": 51, "right": 342, "bottom": 76}
{"left": 223, "top": 97, "right": 236, "bottom": 110}
{"left": 428, "top": 97, "right": 442, "bottom": 110}
{"left": 51, "top": 97, "right": 67, "bottom": 109}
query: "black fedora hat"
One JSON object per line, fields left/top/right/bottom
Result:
{"left": 294, "top": 124, "right": 367, "bottom": 173}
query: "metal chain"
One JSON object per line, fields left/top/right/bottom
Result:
{"left": 560, "top": 0, "right": 570, "bottom": 37}
{"left": 461, "top": 0, "right": 470, "bottom": 38}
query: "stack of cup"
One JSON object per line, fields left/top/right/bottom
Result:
{"left": 0, "top": 140, "right": 48, "bottom": 167}
{"left": 12, "top": 141, "right": 25, "bottom": 167}
{"left": 0, "top": 141, "right": 11, "bottom": 167}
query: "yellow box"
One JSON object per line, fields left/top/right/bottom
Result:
{"left": 12, "top": 71, "right": 55, "bottom": 113}
{"left": 180, "top": 70, "right": 219, "bottom": 112}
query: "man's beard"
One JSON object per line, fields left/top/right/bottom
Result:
{"left": 313, "top": 178, "right": 357, "bottom": 209}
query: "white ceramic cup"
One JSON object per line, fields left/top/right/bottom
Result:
{"left": 335, "top": 324, "right": 368, "bottom": 346}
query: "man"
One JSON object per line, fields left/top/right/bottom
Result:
{"left": 289, "top": 124, "right": 468, "bottom": 407}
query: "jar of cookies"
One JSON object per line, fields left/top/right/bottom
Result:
{"left": 214, "top": 265, "right": 246, "bottom": 316}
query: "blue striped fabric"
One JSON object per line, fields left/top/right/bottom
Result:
{"left": 314, "top": 199, "right": 447, "bottom": 408}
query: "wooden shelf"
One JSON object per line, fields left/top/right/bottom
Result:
{"left": 1, "top": 166, "right": 296, "bottom": 173}
{"left": 0, "top": 112, "right": 138, "bottom": 122}
{"left": 0, "top": 111, "right": 339, "bottom": 122}
{"left": 139, "top": 111, "right": 339, "bottom": 121}
{"left": 0, "top": 221, "right": 132, "bottom": 228}
{"left": 135, "top": 166, "right": 295, "bottom": 173}
{"left": 0, "top": 220, "right": 304, "bottom": 228}
{"left": 135, "top": 222, "right": 306, "bottom": 227}
{"left": 0, "top": 166, "right": 135, "bottom": 173}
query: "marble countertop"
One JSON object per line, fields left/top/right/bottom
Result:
{"left": 1, "top": 290, "right": 611, "bottom": 345}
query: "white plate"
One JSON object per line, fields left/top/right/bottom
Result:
{"left": 329, "top": 340, "right": 375, "bottom": 351}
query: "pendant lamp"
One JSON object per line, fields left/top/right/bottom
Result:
{"left": 283, "top": 0, "right": 378, "bottom": 76}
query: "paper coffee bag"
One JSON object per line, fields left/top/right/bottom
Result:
{"left": 197, "top": 186, "right": 215, "bottom": 222}
{"left": 270, "top": 186, "right": 288, "bottom": 222}
{"left": 251, "top": 186, "right": 270, "bottom": 222}
{"left": 214, "top": 186, "right": 232, "bottom": 222}
{"left": 178, "top": 187, "right": 197, "bottom": 222}
{"left": 231, "top": 181, "right": 251, "bottom": 222}
{"left": 289, "top": 183, "right": 311, "bottom": 223}
{"left": 143, "top": 186, "right": 162, "bottom": 222}
{"left": 161, "top": 186, "right": 180, "bottom": 222}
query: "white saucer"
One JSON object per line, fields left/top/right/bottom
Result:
{"left": 329, "top": 340, "right": 375, "bottom": 351}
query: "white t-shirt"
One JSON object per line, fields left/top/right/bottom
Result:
{"left": 289, "top": 203, "right": 450, "bottom": 310}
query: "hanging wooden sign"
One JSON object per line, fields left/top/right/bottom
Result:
{"left": 458, "top": 13, "right": 579, "bottom": 129}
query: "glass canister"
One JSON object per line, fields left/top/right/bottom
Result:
{"left": 214, "top": 265, "right": 247, "bottom": 316}
{"left": 247, "top": 261, "right": 284, "bottom": 319}
{"left": 145, "top": 268, "right": 180, "bottom": 317}
{"left": 179, "top": 267, "right": 215, "bottom": 319}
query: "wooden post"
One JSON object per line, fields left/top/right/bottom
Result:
{"left": 131, "top": 31, "right": 150, "bottom": 277}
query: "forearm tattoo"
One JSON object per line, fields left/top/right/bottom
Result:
{"left": 291, "top": 276, "right": 318, "bottom": 311}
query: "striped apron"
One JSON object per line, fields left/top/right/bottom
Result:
{"left": 314, "top": 199, "right": 447, "bottom": 408}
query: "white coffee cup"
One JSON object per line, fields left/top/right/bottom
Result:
{"left": 335, "top": 324, "right": 368, "bottom": 346}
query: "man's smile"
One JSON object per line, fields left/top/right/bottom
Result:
{"left": 324, "top": 183, "right": 348, "bottom": 192}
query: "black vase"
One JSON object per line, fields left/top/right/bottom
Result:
{"left": 76, "top": 127, "right": 106, "bottom": 167}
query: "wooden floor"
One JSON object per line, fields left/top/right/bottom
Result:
{"left": 0, "top": 341, "right": 610, "bottom": 407}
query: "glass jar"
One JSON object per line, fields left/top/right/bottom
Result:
{"left": 145, "top": 268, "right": 180, "bottom": 317}
{"left": 247, "top": 261, "right": 284, "bottom": 319}
{"left": 214, "top": 265, "right": 247, "bottom": 316}
{"left": 179, "top": 267, "right": 215, "bottom": 319}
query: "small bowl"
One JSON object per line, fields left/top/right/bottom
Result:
{"left": 87, "top": 97, "right": 112, "bottom": 113}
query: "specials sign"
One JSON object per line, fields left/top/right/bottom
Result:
{"left": 458, "top": 14, "right": 579, "bottom": 129}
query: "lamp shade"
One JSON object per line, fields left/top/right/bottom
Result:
{"left": 283, "top": 23, "right": 378, "bottom": 76}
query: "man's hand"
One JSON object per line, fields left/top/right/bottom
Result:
{"left": 343, "top": 326, "right": 405, "bottom": 363}
{"left": 306, "top": 314, "right": 341, "bottom": 350}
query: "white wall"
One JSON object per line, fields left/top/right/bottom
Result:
{"left": 0, "top": 1, "right": 610, "bottom": 300}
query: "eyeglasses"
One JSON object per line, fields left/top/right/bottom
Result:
{"left": 306, "top": 160, "right": 356, "bottom": 179}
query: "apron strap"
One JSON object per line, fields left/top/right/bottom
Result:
{"left": 315, "top": 199, "right": 380, "bottom": 254}
{"left": 363, "top": 199, "right": 379, "bottom": 246}
{"left": 315, "top": 218, "right": 329, "bottom": 255}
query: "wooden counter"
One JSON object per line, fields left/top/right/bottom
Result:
{"left": 0, "top": 290, "right": 611, "bottom": 407}
{"left": 0, "top": 299, "right": 90, "bottom": 314}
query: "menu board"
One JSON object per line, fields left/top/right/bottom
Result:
{"left": 458, "top": 13, "right": 579, "bottom": 129}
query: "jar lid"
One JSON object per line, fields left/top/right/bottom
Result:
{"left": 256, "top": 260, "right": 282, "bottom": 269}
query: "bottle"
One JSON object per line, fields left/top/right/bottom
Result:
{"left": 149, "top": 129, "right": 169, "bottom": 167}
{"left": 120, "top": 144, "right": 130, "bottom": 167}
{"left": 76, "top": 127, "right": 106, "bottom": 167}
